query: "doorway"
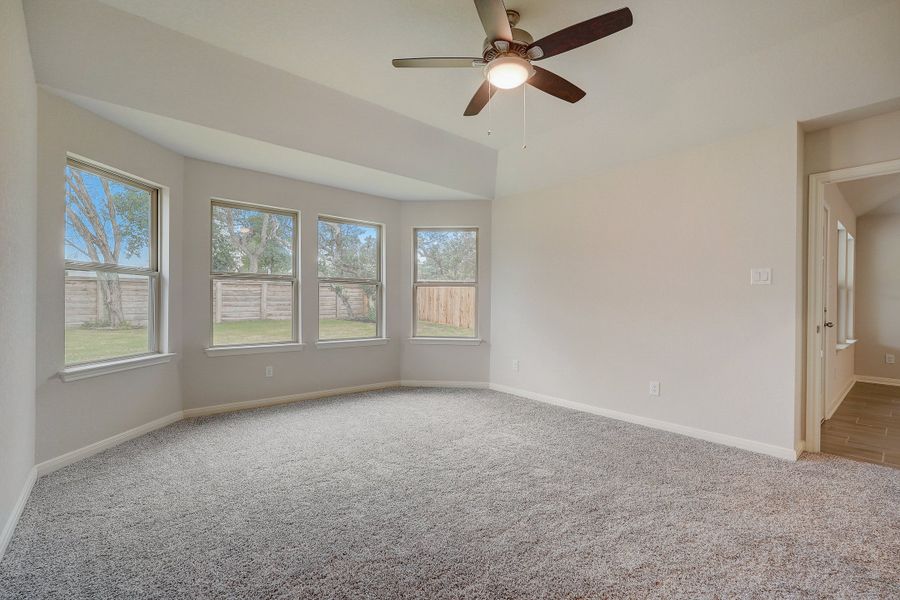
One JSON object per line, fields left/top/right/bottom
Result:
{"left": 805, "top": 157, "right": 900, "bottom": 454}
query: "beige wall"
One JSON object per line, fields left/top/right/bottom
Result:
{"left": 806, "top": 109, "right": 900, "bottom": 175}
{"left": 399, "top": 202, "right": 491, "bottom": 384}
{"left": 35, "top": 91, "right": 185, "bottom": 462}
{"left": 855, "top": 214, "right": 900, "bottom": 381}
{"left": 0, "top": 0, "right": 37, "bottom": 548}
{"left": 490, "top": 124, "right": 802, "bottom": 453}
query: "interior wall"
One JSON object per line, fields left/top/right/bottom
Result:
{"left": 181, "top": 159, "right": 404, "bottom": 410}
{"left": 35, "top": 91, "right": 184, "bottom": 463}
{"left": 823, "top": 185, "right": 856, "bottom": 413}
{"left": 855, "top": 214, "right": 900, "bottom": 382}
{"left": 399, "top": 201, "right": 492, "bottom": 384}
{"left": 490, "top": 124, "right": 801, "bottom": 453}
{"left": 806, "top": 108, "right": 900, "bottom": 175}
{"left": 0, "top": 0, "right": 37, "bottom": 545}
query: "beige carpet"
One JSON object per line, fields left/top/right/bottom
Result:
{"left": 1, "top": 387, "right": 898, "bottom": 598}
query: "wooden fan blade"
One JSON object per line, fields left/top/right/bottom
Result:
{"left": 392, "top": 57, "right": 484, "bottom": 68}
{"left": 464, "top": 80, "right": 497, "bottom": 116}
{"left": 527, "top": 66, "right": 586, "bottom": 103}
{"left": 529, "top": 7, "right": 632, "bottom": 61}
{"left": 474, "top": 0, "right": 512, "bottom": 42}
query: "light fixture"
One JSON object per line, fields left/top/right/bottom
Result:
{"left": 484, "top": 56, "right": 534, "bottom": 90}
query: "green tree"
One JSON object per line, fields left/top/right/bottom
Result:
{"left": 65, "top": 168, "right": 150, "bottom": 327}
{"left": 212, "top": 206, "right": 293, "bottom": 274}
{"left": 416, "top": 230, "right": 476, "bottom": 281}
{"left": 318, "top": 221, "right": 378, "bottom": 320}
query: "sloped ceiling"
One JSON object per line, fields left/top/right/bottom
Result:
{"left": 26, "top": 0, "right": 900, "bottom": 199}
{"left": 838, "top": 172, "right": 900, "bottom": 216}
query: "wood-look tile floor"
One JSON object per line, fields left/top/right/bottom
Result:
{"left": 821, "top": 381, "right": 900, "bottom": 468}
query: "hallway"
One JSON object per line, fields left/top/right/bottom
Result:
{"left": 821, "top": 382, "right": 900, "bottom": 468}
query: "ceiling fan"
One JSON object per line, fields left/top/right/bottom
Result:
{"left": 392, "top": 0, "right": 633, "bottom": 116}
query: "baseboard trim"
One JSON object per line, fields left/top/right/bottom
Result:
{"left": 35, "top": 411, "right": 184, "bottom": 477}
{"left": 0, "top": 467, "right": 37, "bottom": 561}
{"left": 400, "top": 380, "right": 489, "bottom": 389}
{"left": 855, "top": 375, "right": 900, "bottom": 388}
{"left": 489, "top": 383, "right": 798, "bottom": 461}
{"left": 827, "top": 378, "right": 857, "bottom": 419}
{"left": 182, "top": 381, "right": 402, "bottom": 418}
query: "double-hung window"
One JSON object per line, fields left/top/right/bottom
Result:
{"left": 210, "top": 200, "right": 298, "bottom": 348}
{"left": 317, "top": 216, "right": 383, "bottom": 341}
{"left": 64, "top": 158, "right": 159, "bottom": 366}
{"left": 413, "top": 228, "right": 478, "bottom": 338}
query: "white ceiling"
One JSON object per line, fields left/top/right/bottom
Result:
{"left": 838, "top": 172, "right": 900, "bottom": 217}
{"left": 97, "top": 0, "right": 894, "bottom": 151}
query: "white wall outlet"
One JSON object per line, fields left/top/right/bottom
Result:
{"left": 886, "top": 354, "right": 895, "bottom": 365}
{"left": 750, "top": 268, "right": 772, "bottom": 285}
{"left": 265, "top": 365, "right": 274, "bottom": 377}
{"left": 512, "top": 359, "right": 519, "bottom": 372}
{"left": 649, "top": 381, "right": 660, "bottom": 396}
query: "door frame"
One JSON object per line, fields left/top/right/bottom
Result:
{"left": 805, "top": 157, "right": 900, "bottom": 452}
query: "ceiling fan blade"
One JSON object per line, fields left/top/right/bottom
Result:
{"left": 474, "top": 0, "right": 512, "bottom": 42}
{"left": 392, "top": 57, "right": 484, "bottom": 68}
{"left": 527, "top": 66, "right": 586, "bottom": 103}
{"left": 528, "top": 7, "right": 633, "bottom": 61}
{"left": 463, "top": 80, "right": 498, "bottom": 116}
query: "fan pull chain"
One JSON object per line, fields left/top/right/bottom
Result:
{"left": 522, "top": 83, "right": 527, "bottom": 150}
{"left": 487, "top": 81, "right": 493, "bottom": 137}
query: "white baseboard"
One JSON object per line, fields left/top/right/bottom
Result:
{"left": 400, "top": 380, "right": 489, "bottom": 389}
{"left": 827, "top": 377, "right": 857, "bottom": 419}
{"left": 855, "top": 375, "right": 900, "bottom": 388}
{"left": 35, "top": 411, "right": 184, "bottom": 477}
{"left": 182, "top": 381, "right": 402, "bottom": 418}
{"left": 0, "top": 467, "right": 37, "bottom": 561}
{"left": 489, "top": 383, "right": 799, "bottom": 461}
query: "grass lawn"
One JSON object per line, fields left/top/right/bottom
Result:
{"left": 66, "top": 318, "right": 474, "bottom": 364}
{"left": 415, "top": 320, "right": 475, "bottom": 338}
{"left": 65, "top": 326, "right": 149, "bottom": 365}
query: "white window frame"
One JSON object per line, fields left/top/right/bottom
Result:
{"left": 835, "top": 222, "right": 856, "bottom": 348}
{"left": 316, "top": 215, "right": 384, "bottom": 342}
{"left": 412, "top": 227, "right": 479, "bottom": 340}
{"left": 208, "top": 199, "right": 300, "bottom": 350}
{"left": 63, "top": 157, "right": 161, "bottom": 368}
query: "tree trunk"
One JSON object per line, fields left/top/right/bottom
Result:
{"left": 334, "top": 285, "right": 356, "bottom": 320}
{"left": 98, "top": 272, "right": 126, "bottom": 327}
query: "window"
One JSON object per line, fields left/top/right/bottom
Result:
{"left": 836, "top": 222, "right": 855, "bottom": 346}
{"left": 210, "top": 200, "right": 298, "bottom": 347}
{"left": 317, "top": 217, "right": 382, "bottom": 340}
{"left": 413, "top": 228, "right": 478, "bottom": 338}
{"left": 64, "top": 159, "right": 159, "bottom": 366}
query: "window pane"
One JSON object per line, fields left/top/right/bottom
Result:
{"left": 317, "top": 220, "right": 379, "bottom": 280}
{"left": 65, "top": 270, "right": 151, "bottom": 365}
{"left": 318, "top": 283, "right": 377, "bottom": 340}
{"left": 65, "top": 164, "right": 152, "bottom": 268}
{"left": 415, "top": 286, "right": 476, "bottom": 338}
{"left": 212, "top": 204, "right": 295, "bottom": 275}
{"left": 212, "top": 279, "right": 294, "bottom": 345}
{"left": 416, "top": 230, "right": 476, "bottom": 282}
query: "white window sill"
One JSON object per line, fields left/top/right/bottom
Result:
{"left": 60, "top": 353, "right": 176, "bottom": 382}
{"left": 408, "top": 337, "right": 483, "bottom": 346}
{"left": 836, "top": 339, "right": 858, "bottom": 351}
{"left": 316, "top": 338, "right": 390, "bottom": 349}
{"left": 204, "top": 343, "right": 305, "bottom": 357}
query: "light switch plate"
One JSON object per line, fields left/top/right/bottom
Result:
{"left": 886, "top": 354, "right": 895, "bottom": 365}
{"left": 750, "top": 268, "right": 772, "bottom": 285}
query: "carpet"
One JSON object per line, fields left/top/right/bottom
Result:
{"left": 1, "top": 387, "right": 898, "bottom": 599}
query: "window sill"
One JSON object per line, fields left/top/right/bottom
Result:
{"left": 408, "top": 337, "right": 483, "bottom": 346}
{"left": 59, "top": 353, "right": 176, "bottom": 382}
{"left": 316, "top": 338, "right": 390, "bottom": 349}
{"left": 836, "top": 339, "right": 858, "bottom": 351}
{"left": 204, "top": 343, "right": 305, "bottom": 357}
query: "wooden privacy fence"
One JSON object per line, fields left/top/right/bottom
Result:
{"left": 214, "top": 280, "right": 293, "bottom": 322}
{"left": 65, "top": 275, "right": 149, "bottom": 326}
{"left": 417, "top": 287, "right": 475, "bottom": 329}
{"left": 317, "top": 284, "right": 371, "bottom": 320}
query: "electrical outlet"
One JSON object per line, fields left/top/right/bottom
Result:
{"left": 649, "top": 381, "right": 660, "bottom": 396}
{"left": 265, "top": 365, "right": 274, "bottom": 377}
{"left": 886, "top": 354, "right": 895, "bottom": 365}
{"left": 512, "top": 359, "right": 519, "bottom": 372}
